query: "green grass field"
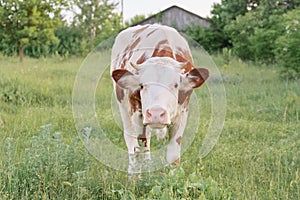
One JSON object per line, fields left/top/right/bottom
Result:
{"left": 0, "top": 53, "right": 299, "bottom": 199}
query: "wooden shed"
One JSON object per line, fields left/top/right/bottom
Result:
{"left": 133, "top": 5, "right": 210, "bottom": 31}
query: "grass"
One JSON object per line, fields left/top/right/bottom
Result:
{"left": 0, "top": 53, "right": 299, "bottom": 199}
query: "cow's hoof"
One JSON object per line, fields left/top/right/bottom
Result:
{"left": 171, "top": 157, "right": 180, "bottom": 166}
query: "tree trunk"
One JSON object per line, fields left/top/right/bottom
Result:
{"left": 19, "top": 46, "right": 24, "bottom": 62}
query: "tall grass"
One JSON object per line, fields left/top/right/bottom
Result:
{"left": 0, "top": 54, "right": 299, "bottom": 199}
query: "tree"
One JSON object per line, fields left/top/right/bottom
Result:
{"left": 194, "top": 0, "right": 260, "bottom": 52}
{"left": 260, "top": 0, "right": 300, "bottom": 17}
{"left": 222, "top": 0, "right": 300, "bottom": 62}
{"left": 54, "top": 25, "right": 87, "bottom": 56}
{"left": 71, "top": 0, "right": 119, "bottom": 40}
{"left": 0, "top": 0, "right": 66, "bottom": 62}
{"left": 124, "top": 14, "right": 146, "bottom": 27}
{"left": 274, "top": 7, "right": 300, "bottom": 79}
{"left": 224, "top": 11, "right": 260, "bottom": 60}
{"left": 93, "top": 13, "right": 123, "bottom": 46}
{"left": 185, "top": 25, "right": 227, "bottom": 52}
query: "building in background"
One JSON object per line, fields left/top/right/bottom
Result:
{"left": 132, "top": 5, "right": 210, "bottom": 31}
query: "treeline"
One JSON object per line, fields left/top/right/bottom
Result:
{"left": 0, "top": 0, "right": 126, "bottom": 61}
{"left": 0, "top": 0, "right": 299, "bottom": 78}
{"left": 186, "top": 0, "right": 300, "bottom": 79}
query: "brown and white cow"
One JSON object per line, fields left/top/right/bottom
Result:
{"left": 111, "top": 24, "right": 209, "bottom": 175}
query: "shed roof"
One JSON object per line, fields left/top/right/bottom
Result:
{"left": 131, "top": 5, "right": 209, "bottom": 29}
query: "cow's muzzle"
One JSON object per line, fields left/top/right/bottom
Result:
{"left": 143, "top": 106, "right": 171, "bottom": 128}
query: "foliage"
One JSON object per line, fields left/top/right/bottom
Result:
{"left": 248, "top": 27, "right": 278, "bottom": 62}
{"left": 0, "top": 0, "right": 124, "bottom": 59}
{"left": 274, "top": 7, "right": 300, "bottom": 80}
{"left": 0, "top": 0, "right": 66, "bottom": 61}
{"left": 0, "top": 78, "right": 53, "bottom": 106}
{"left": 71, "top": 0, "right": 119, "bottom": 40}
{"left": 211, "top": 0, "right": 256, "bottom": 25}
{"left": 146, "top": 167, "right": 221, "bottom": 199}
{"left": 206, "top": 0, "right": 300, "bottom": 78}
{"left": 185, "top": 25, "right": 228, "bottom": 52}
{"left": 186, "top": 0, "right": 260, "bottom": 53}
{"left": 260, "top": 0, "right": 300, "bottom": 17}
{"left": 228, "top": 0, "right": 300, "bottom": 62}
{"left": 92, "top": 14, "right": 123, "bottom": 47}
{"left": 1, "top": 124, "right": 92, "bottom": 199}
{"left": 224, "top": 10, "right": 261, "bottom": 60}
{"left": 54, "top": 25, "right": 90, "bottom": 57}
{"left": 124, "top": 14, "right": 147, "bottom": 27}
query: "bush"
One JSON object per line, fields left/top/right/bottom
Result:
{"left": 54, "top": 26, "right": 91, "bottom": 57}
{"left": 0, "top": 78, "right": 53, "bottom": 106}
{"left": 274, "top": 8, "right": 300, "bottom": 80}
{"left": 185, "top": 25, "right": 229, "bottom": 52}
{"left": 1, "top": 124, "right": 91, "bottom": 199}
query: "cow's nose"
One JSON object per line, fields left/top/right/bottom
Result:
{"left": 145, "top": 107, "right": 167, "bottom": 124}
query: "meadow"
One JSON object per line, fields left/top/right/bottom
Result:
{"left": 0, "top": 53, "right": 299, "bottom": 199}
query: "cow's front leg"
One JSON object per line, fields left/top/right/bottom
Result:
{"left": 133, "top": 114, "right": 151, "bottom": 165}
{"left": 124, "top": 130, "right": 140, "bottom": 176}
{"left": 126, "top": 112, "right": 151, "bottom": 177}
{"left": 166, "top": 132, "right": 182, "bottom": 165}
{"left": 166, "top": 111, "right": 188, "bottom": 165}
{"left": 138, "top": 126, "right": 151, "bottom": 161}
{"left": 118, "top": 105, "right": 140, "bottom": 175}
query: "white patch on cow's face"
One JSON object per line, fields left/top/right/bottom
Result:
{"left": 138, "top": 58, "right": 182, "bottom": 128}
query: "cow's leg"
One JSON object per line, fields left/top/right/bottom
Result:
{"left": 133, "top": 114, "right": 151, "bottom": 174}
{"left": 136, "top": 126, "right": 152, "bottom": 175}
{"left": 124, "top": 129, "right": 140, "bottom": 176}
{"left": 118, "top": 104, "right": 140, "bottom": 176}
{"left": 141, "top": 126, "right": 151, "bottom": 161}
{"left": 166, "top": 110, "right": 188, "bottom": 165}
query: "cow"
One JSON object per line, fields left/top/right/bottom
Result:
{"left": 110, "top": 24, "right": 209, "bottom": 175}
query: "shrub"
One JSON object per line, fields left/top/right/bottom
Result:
{"left": 274, "top": 8, "right": 300, "bottom": 80}
{"left": 1, "top": 124, "right": 91, "bottom": 199}
{"left": 0, "top": 78, "right": 53, "bottom": 106}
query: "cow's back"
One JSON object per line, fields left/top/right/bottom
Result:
{"left": 111, "top": 24, "right": 194, "bottom": 73}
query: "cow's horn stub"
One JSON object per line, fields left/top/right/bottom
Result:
{"left": 130, "top": 62, "right": 140, "bottom": 70}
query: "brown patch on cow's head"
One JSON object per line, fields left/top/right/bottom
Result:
{"left": 120, "top": 50, "right": 129, "bottom": 69}
{"left": 129, "top": 89, "right": 141, "bottom": 113}
{"left": 146, "top": 29, "right": 157, "bottom": 37}
{"left": 130, "top": 37, "right": 141, "bottom": 50}
{"left": 120, "top": 58, "right": 126, "bottom": 69}
{"left": 133, "top": 25, "right": 149, "bottom": 37}
{"left": 175, "top": 47, "right": 194, "bottom": 73}
{"left": 137, "top": 53, "right": 147, "bottom": 64}
{"left": 152, "top": 40, "right": 174, "bottom": 58}
{"left": 176, "top": 136, "right": 182, "bottom": 145}
{"left": 115, "top": 84, "right": 125, "bottom": 102}
{"left": 120, "top": 37, "right": 141, "bottom": 69}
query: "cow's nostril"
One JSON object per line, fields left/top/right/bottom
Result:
{"left": 146, "top": 109, "right": 152, "bottom": 119}
{"left": 160, "top": 112, "right": 165, "bottom": 118}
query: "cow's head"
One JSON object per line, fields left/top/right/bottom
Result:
{"left": 112, "top": 57, "right": 209, "bottom": 129}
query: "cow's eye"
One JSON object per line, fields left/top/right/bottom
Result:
{"left": 139, "top": 83, "right": 144, "bottom": 89}
{"left": 174, "top": 83, "right": 178, "bottom": 88}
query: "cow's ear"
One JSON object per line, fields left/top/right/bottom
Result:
{"left": 112, "top": 69, "right": 139, "bottom": 90}
{"left": 181, "top": 68, "right": 209, "bottom": 90}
